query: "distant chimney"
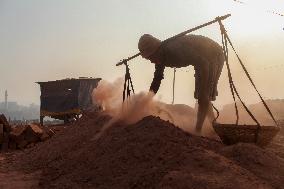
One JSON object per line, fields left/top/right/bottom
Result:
{"left": 5, "top": 90, "right": 8, "bottom": 110}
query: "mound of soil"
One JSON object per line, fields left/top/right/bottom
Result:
{"left": 14, "top": 112, "right": 283, "bottom": 189}
{"left": 220, "top": 143, "right": 284, "bottom": 189}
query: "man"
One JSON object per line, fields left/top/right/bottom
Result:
{"left": 138, "top": 34, "right": 224, "bottom": 132}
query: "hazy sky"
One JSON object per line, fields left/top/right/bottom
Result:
{"left": 0, "top": 0, "right": 283, "bottom": 107}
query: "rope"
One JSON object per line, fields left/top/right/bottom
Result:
{"left": 212, "top": 103, "right": 220, "bottom": 123}
{"left": 218, "top": 19, "right": 280, "bottom": 141}
{"left": 224, "top": 29, "right": 278, "bottom": 127}
{"left": 172, "top": 68, "right": 176, "bottom": 104}
{"left": 220, "top": 25, "right": 239, "bottom": 125}
{"left": 218, "top": 20, "right": 278, "bottom": 127}
{"left": 218, "top": 20, "right": 261, "bottom": 126}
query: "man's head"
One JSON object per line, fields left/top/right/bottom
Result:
{"left": 138, "top": 34, "right": 162, "bottom": 64}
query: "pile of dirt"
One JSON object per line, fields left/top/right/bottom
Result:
{"left": 267, "top": 122, "right": 284, "bottom": 160}
{"left": 220, "top": 143, "right": 284, "bottom": 189}
{"left": 0, "top": 152, "right": 41, "bottom": 189}
{"left": 9, "top": 124, "right": 54, "bottom": 149}
{"left": 1, "top": 124, "right": 54, "bottom": 151}
{"left": 1, "top": 114, "right": 55, "bottom": 151}
{"left": 15, "top": 112, "right": 284, "bottom": 189}
{"left": 0, "top": 114, "right": 11, "bottom": 150}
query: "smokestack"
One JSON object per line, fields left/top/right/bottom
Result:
{"left": 5, "top": 90, "right": 8, "bottom": 110}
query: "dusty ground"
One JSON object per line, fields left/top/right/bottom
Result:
{"left": 0, "top": 111, "right": 283, "bottom": 189}
{"left": 0, "top": 153, "right": 40, "bottom": 189}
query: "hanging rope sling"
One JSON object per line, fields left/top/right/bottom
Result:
{"left": 212, "top": 20, "right": 280, "bottom": 146}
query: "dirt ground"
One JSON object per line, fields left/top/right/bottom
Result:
{"left": 0, "top": 111, "right": 284, "bottom": 189}
{"left": 0, "top": 153, "right": 40, "bottom": 189}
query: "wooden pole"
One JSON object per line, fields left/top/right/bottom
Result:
{"left": 116, "top": 14, "right": 231, "bottom": 66}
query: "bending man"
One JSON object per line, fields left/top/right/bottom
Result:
{"left": 138, "top": 34, "right": 224, "bottom": 132}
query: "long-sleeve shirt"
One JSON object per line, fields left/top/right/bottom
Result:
{"left": 149, "top": 63, "right": 165, "bottom": 93}
{"left": 149, "top": 34, "right": 224, "bottom": 97}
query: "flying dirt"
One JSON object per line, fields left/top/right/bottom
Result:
{"left": 92, "top": 78, "right": 217, "bottom": 140}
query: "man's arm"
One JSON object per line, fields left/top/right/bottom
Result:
{"left": 150, "top": 64, "right": 165, "bottom": 94}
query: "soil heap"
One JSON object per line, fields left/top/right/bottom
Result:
{"left": 13, "top": 111, "right": 283, "bottom": 189}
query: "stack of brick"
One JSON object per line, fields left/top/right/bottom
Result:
{"left": 0, "top": 114, "right": 55, "bottom": 151}
{"left": 9, "top": 124, "right": 55, "bottom": 149}
{"left": 0, "top": 114, "right": 11, "bottom": 151}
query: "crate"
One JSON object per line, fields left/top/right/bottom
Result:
{"left": 213, "top": 123, "right": 280, "bottom": 146}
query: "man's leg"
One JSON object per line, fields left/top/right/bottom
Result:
{"left": 195, "top": 97, "right": 210, "bottom": 133}
{"left": 195, "top": 52, "right": 223, "bottom": 133}
{"left": 194, "top": 57, "right": 210, "bottom": 133}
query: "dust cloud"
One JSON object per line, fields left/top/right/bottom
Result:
{"left": 91, "top": 78, "right": 216, "bottom": 139}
